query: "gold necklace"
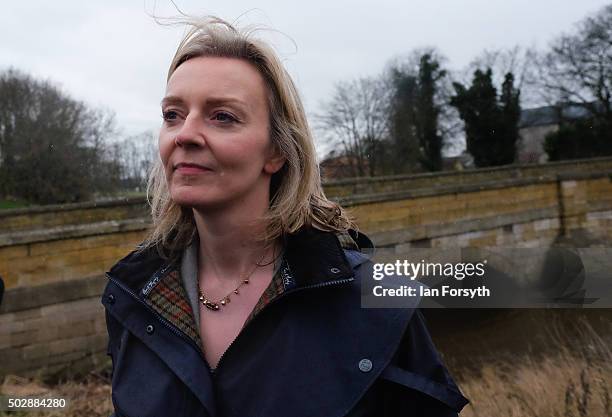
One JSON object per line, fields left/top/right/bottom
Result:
{"left": 198, "top": 249, "right": 270, "bottom": 312}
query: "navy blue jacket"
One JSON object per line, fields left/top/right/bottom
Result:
{"left": 102, "top": 227, "right": 469, "bottom": 416}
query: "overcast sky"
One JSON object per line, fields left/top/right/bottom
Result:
{"left": 2, "top": 0, "right": 610, "bottom": 156}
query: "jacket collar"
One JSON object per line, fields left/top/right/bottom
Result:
{"left": 107, "top": 227, "right": 373, "bottom": 296}
{"left": 283, "top": 227, "right": 367, "bottom": 288}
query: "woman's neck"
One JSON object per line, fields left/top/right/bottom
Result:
{"left": 192, "top": 202, "right": 278, "bottom": 284}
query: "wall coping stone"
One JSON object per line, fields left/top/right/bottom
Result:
{"left": 0, "top": 274, "right": 107, "bottom": 314}
{"left": 338, "top": 171, "right": 612, "bottom": 207}
{"left": 324, "top": 156, "right": 612, "bottom": 186}
{"left": 0, "top": 196, "right": 147, "bottom": 218}
{"left": 0, "top": 218, "right": 150, "bottom": 248}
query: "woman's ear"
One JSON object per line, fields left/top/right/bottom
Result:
{"left": 263, "top": 145, "right": 286, "bottom": 175}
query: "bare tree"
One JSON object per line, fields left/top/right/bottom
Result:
{"left": 0, "top": 68, "right": 121, "bottom": 204}
{"left": 316, "top": 76, "right": 391, "bottom": 177}
{"left": 110, "top": 130, "right": 158, "bottom": 191}
{"left": 536, "top": 4, "right": 612, "bottom": 119}
{"left": 463, "top": 46, "right": 539, "bottom": 108}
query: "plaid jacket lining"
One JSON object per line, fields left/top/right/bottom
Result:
{"left": 143, "top": 230, "right": 360, "bottom": 354}
{"left": 144, "top": 269, "right": 202, "bottom": 349}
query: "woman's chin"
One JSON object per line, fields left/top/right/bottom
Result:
{"left": 170, "top": 190, "right": 218, "bottom": 208}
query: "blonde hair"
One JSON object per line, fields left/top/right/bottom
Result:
{"left": 142, "top": 16, "right": 356, "bottom": 257}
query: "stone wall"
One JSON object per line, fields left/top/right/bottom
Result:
{"left": 1, "top": 157, "right": 611, "bottom": 378}
{"left": 323, "top": 155, "right": 612, "bottom": 197}
{"left": 0, "top": 276, "right": 108, "bottom": 379}
{"left": 343, "top": 172, "right": 612, "bottom": 249}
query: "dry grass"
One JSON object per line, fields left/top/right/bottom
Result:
{"left": 0, "top": 373, "right": 112, "bottom": 417}
{"left": 458, "top": 317, "right": 612, "bottom": 417}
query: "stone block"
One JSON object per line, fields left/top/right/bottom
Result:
{"left": 1, "top": 328, "right": 39, "bottom": 350}
{"left": 0, "top": 347, "right": 25, "bottom": 375}
{"left": 42, "top": 334, "right": 91, "bottom": 358}
{"left": 53, "top": 320, "right": 97, "bottom": 341}
{"left": 2, "top": 277, "right": 105, "bottom": 313}
{"left": 534, "top": 219, "right": 552, "bottom": 231}
{"left": 22, "top": 341, "right": 53, "bottom": 361}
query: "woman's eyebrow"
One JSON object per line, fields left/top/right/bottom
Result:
{"left": 205, "top": 96, "right": 249, "bottom": 110}
{"left": 160, "top": 95, "right": 184, "bottom": 107}
{"left": 160, "top": 95, "right": 249, "bottom": 109}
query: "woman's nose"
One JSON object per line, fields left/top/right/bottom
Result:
{"left": 174, "top": 114, "right": 206, "bottom": 148}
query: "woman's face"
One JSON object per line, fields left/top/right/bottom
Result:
{"left": 159, "top": 56, "right": 284, "bottom": 211}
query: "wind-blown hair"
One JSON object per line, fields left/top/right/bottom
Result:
{"left": 142, "top": 16, "right": 356, "bottom": 257}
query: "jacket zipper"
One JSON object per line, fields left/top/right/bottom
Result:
{"left": 106, "top": 272, "right": 355, "bottom": 377}
{"left": 211, "top": 276, "right": 355, "bottom": 376}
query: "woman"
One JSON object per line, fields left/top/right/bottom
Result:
{"left": 102, "top": 16, "right": 468, "bottom": 417}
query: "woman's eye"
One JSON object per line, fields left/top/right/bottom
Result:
{"left": 162, "top": 110, "right": 178, "bottom": 121}
{"left": 212, "top": 112, "right": 237, "bottom": 123}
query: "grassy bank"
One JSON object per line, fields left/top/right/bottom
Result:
{"left": 458, "top": 317, "right": 611, "bottom": 417}
{"left": 0, "top": 373, "right": 112, "bottom": 417}
{"left": 0, "top": 200, "right": 29, "bottom": 210}
{"left": 460, "top": 349, "right": 611, "bottom": 416}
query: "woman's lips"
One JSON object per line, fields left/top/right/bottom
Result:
{"left": 174, "top": 163, "right": 213, "bottom": 175}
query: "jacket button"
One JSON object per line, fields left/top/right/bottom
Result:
{"left": 107, "top": 294, "right": 115, "bottom": 305}
{"left": 146, "top": 324, "right": 155, "bottom": 334}
{"left": 358, "top": 359, "right": 373, "bottom": 372}
{"left": 330, "top": 267, "right": 341, "bottom": 274}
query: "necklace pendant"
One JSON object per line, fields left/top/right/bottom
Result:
{"left": 203, "top": 299, "right": 220, "bottom": 311}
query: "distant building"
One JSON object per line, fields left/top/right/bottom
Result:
{"left": 442, "top": 152, "right": 474, "bottom": 171}
{"left": 518, "top": 103, "right": 594, "bottom": 164}
{"left": 319, "top": 151, "right": 368, "bottom": 180}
